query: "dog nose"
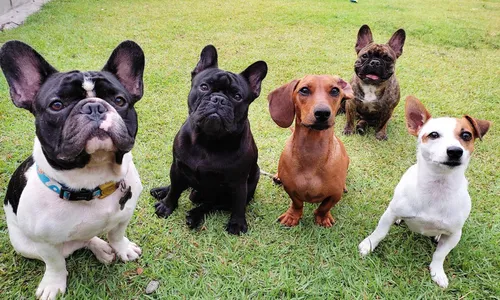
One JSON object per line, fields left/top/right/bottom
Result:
{"left": 369, "top": 60, "right": 381, "bottom": 67}
{"left": 81, "top": 102, "right": 107, "bottom": 120}
{"left": 447, "top": 146, "right": 463, "bottom": 160}
{"left": 210, "top": 95, "right": 228, "bottom": 106}
{"left": 314, "top": 109, "right": 331, "bottom": 122}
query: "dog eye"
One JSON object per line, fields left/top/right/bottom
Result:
{"left": 234, "top": 93, "right": 242, "bottom": 101}
{"left": 114, "top": 97, "right": 126, "bottom": 107}
{"left": 428, "top": 132, "right": 440, "bottom": 139}
{"left": 330, "top": 88, "right": 340, "bottom": 97}
{"left": 299, "top": 87, "right": 310, "bottom": 96}
{"left": 49, "top": 100, "right": 64, "bottom": 111}
{"left": 460, "top": 131, "right": 472, "bottom": 141}
{"left": 361, "top": 53, "right": 369, "bottom": 59}
{"left": 383, "top": 55, "right": 392, "bottom": 62}
{"left": 200, "top": 84, "right": 209, "bottom": 92}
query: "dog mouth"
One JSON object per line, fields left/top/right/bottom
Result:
{"left": 303, "top": 123, "right": 331, "bottom": 131}
{"left": 365, "top": 74, "right": 380, "bottom": 80}
{"left": 441, "top": 161, "right": 462, "bottom": 167}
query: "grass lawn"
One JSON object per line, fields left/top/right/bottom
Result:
{"left": 0, "top": 0, "right": 499, "bottom": 298}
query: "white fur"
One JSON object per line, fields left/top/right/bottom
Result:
{"left": 82, "top": 77, "right": 96, "bottom": 98}
{"left": 359, "top": 117, "right": 472, "bottom": 288}
{"left": 360, "top": 83, "right": 377, "bottom": 103}
{"left": 5, "top": 140, "right": 142, "bottom": 299}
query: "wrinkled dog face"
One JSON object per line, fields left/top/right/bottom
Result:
{"left": 188, "top": 45, "right": 267, "bottom": 138}
{"left": 0, "top": 41, "right": 145, "bottom": 170}
{"left": 354, "top": 25, "right": 405, "bottom": 84}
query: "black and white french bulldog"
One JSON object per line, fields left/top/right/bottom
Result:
{"left": 151, "top": 45, "right": 267, "bottom": 235}
{"left": 1, "top": 40, "right": 145, "bottom": 300}
{"left": 342, "top": 25, "right": 406, "bottom": 140}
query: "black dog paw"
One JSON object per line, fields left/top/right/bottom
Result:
{"left": 154, "top": 201, "right": 176, "bottom": 218}
{"left": 150, "top": 186, "right": 170, "bottom": 200}
{"left": 186, "top": 207, "right": 206, "bottom": 229}
{"left": 225, "top": 219, "right": 248, "bottom": 235}
{"left": 189, "top": 190, "right": 204, "bottom": 204}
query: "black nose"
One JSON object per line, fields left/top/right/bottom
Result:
{"left": 314, "top": 109, "right": 331, "bottom": 122}
{"left": 369, "top": 60, "right": 381, "bottom": 67}
{"left": 81, "top": 102, "right": 107, "bottom": 120}
{"left": 210, "top": 95, "right": 228, "bottom": 106}
{"left": 447, "top": 146, "right": 463, "bottom": 160}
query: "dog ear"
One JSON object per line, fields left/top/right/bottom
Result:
{"left": 241, "top": 61, "right": 268, "bottom": 98}
{"left": 388, "top": 29, "right": 406, "bottom": 58}
{"left": 191, "top": 45, "right": 218, "bottom": 79}
{"left": 355, "top": 25, "right": 374, "bottom": 54}
{"left": 405, "top": 95, "right": 431, "bottom": 136}
{"left": 464, "top": 115, "right": 491, "bottom": 141}
{"left": 103, "top": 40, "right": 145, "bottom": 103}
{"left": 338, "top": 78, "right": 354, "bottom": 100}
{"left": 0, "top": 41, "right": 57, "bottom": 113}
{"left": 268, "top": 80, "right": 298, "bottom": 128}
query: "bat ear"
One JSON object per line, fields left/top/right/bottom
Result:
{"left": 388, "top": 28, "right": 406, "bottom": 58}
{"left": 191, "top": 45, "right": 218, "bottom": 79}
{"left": 355, "top": 25, "right": 374, "bottom": 54}
{"left": 0, "top": 40, "right": 57, "bottom": 113}
{"left": 268, "top": 80, "right": 299, "bottom": 128}
{"left": 240, "top": 61, "right": 268, "bottom": 98}
{"left": 102, "top": 40, "right": 145, "bottom": 103}
{"left": 405, "top": 95, "right": 431, "bottom": 136}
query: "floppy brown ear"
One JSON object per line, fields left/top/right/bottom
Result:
{"left": 338, "top": 78, "right": 354, "bottom": 100}
{"left": 405, "top": 95, "right": 431, "bottom": 136}
{"left": 464, "top": 115, "right": 491, "bottom": 141}
{"left": 268, "top": 80, "right": 298, "bottom": 128}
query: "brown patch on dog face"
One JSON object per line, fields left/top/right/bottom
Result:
{"left": 455, "top": 118, "right": 476, "bottom": 153}
{"left": 294, "top": 75, "right": 348, "bottom": 127}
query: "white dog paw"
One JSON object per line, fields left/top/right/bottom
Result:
{"left": 88, "top": 237, "right": 115, "bottom": 264}
{"left": 110, "top": 237, "right": 142, "bottom": 262}
{"left": 35, "top": 272, "right": 67, "bottom": 300}
{"left": 358, "top": 238, "right": 373, "bottom": 257}
{"left": 430, "top": 265, "right": 449, "bottom": 288}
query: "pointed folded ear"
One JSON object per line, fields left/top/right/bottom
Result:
{"left": 268, "top": 80, "right": 299, "bottom": 128}
{"left": 0, "top": 40, "right": 57, "bottom": 113}
{"left": 388, "top": 29, "right": 406, "bottom": 58}
{"left": 102, "top": 40, "right": 145, "bottom": 103}
{"left": 464, "top": 115, "right": 491, "bottom": 141}
{"left": 191, "top": 45, "right": 218, "bottom": 79}
{"left": 405, "top": 95, "right": 431, "bottom": 136}
{"left": 241, "top": 61, "right": 268, "bottom": 98}
{"left": 355, "top": 25, "right": 374, "bottom": 54}
{"left": 337, "top": 78, "right": 354, "bottom": 100}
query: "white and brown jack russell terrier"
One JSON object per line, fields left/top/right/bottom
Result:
{"left": 358, "top": 95, "right": 491, "bottom": 288}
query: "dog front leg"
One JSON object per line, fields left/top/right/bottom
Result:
{"left": 314, "top": 197, "right": 336, "bottom": 227}
{"left": 358, "top": 208, "right": 398, "bottom": 256}
{"left": 226, "top": 185, "right": 248, "bottom": 235}
{"left": 343, "top": 99, "right": 357, "bottom": 135}
{"left": 108, "top": 221, "right": 141, "bottom": 262}
{"left": 278, "top": 196, "right": 304, "bottom": 227}
{"left": 374, "top": 110, "right": 393, "bottom": 141}
{"left": 429, "top": 230, "right": 462, "bottom": 288}
{"left": 154, "top": 161, "right": 188, "bottom": 218}
{"left": 34, "top": 243, "right": 67, "bottom": 300}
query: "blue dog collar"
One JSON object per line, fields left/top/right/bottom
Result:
{"left": 36, "top": 165, "right": 120, "bottom": 201}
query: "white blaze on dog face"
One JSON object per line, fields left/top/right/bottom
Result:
{"left": 418, "top": 118, "right": 471, "bottom": 167}
{"left": 82, "top": 75, "right": 96, "bottom": 98}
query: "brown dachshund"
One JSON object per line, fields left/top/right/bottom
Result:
{"left": 268, "top": 75, "right": 353, "bottom": 227}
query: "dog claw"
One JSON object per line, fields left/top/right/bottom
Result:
{"left": 278, "top": 212, "right": 301, "bottom": 227}
{"left": 343, "top": 127, "right": 354, "bottom": 135}
{"left": 314, "top": 212, "right": 335, "bottom": 227}
{"left": 226, "top": 219, "right": 248, "bottom": 235}
{"left": 154, "top": 201, "right": 176, "bottom": 218}
{"left": 150, "top": 186, "right": 170, "bottom": 200}
{"left": 375, "top": 132, "right": 388, "bottom": 141}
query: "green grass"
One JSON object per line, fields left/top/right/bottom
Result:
{"left": 0, "top": 0, "right": 499, "bottom": 298}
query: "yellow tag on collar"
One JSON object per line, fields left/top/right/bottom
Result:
{"left": 98, "top": 182, "right": 119, "bottom": 199}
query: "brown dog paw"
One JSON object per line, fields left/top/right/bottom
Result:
{"left": 375, "top": 131, "right": 388, "bottom": 141}
{"left": 278, "top": 211, "right": 301, "bottom": 227}
{"left": 314, "top": 212, "right": 335, "bottom": 227}
{"left": 343, "top": 126, "right": 354, "bottom": 135}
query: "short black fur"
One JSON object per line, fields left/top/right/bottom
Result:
{"left": 4, "top": 156, "right": 34, "bottom": 214}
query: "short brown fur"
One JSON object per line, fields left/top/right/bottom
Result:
{"left": 268, "top": 75, "right": 352, "bottom": 227}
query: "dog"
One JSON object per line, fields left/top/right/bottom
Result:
{"left": 1, "top": 40, "right": 145, "bottom": 299}
{"left": 151, "top": 45, "right": 267, "bottom": 235}
{"left": 268, "top": 75, "right": 353, "bottom": 227}
{"left": 358, "top": 96, "right": 491, "bottom": 288}
{"left": 342, "top": 25, "right": 406, "bottom": 140}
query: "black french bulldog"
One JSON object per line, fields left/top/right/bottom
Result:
{"left": 151, "top": 45, "right": 267, "bottom": 235}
